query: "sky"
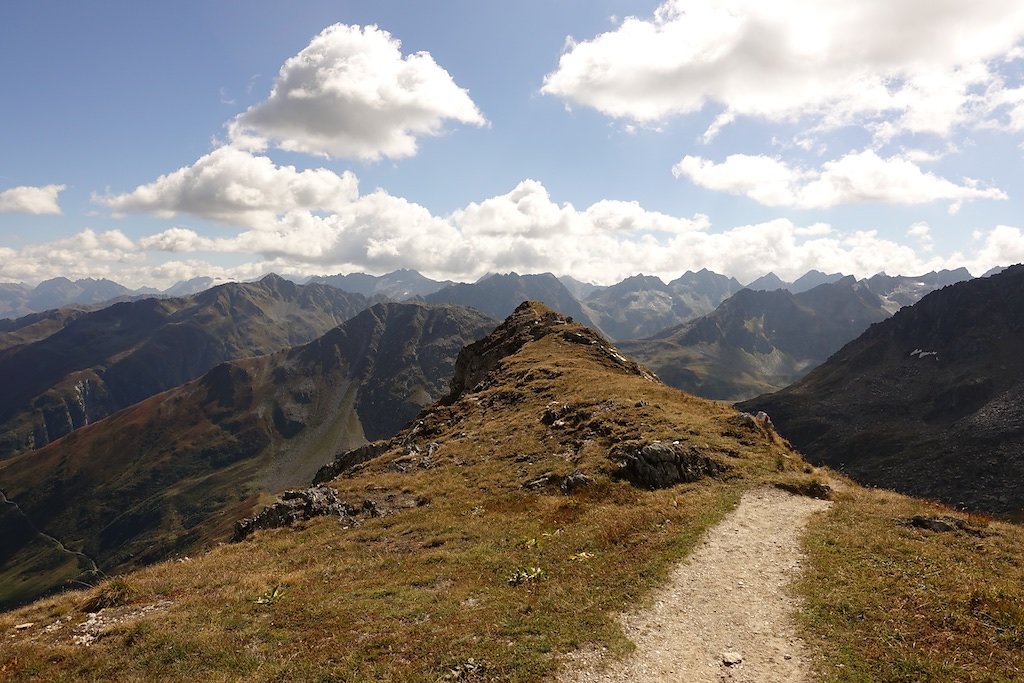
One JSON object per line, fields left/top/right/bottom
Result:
{"left": 2, "top": 0, "right": 1024, "bottom": 288}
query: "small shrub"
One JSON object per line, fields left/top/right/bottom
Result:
{"left": 80, "top": 577, "right": 137, "bottom": 613}
{"left": 254, "top": 586, "right": 286, "bottom": 605}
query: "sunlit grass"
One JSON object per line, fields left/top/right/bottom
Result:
{"left": 797, "top": 481, "right": 1024, "bottom": 682}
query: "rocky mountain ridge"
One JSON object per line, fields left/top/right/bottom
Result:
{"left": 622, "top": 276, "right": 891, "bottom": 400}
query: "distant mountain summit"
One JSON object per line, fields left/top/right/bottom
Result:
{"left": 309, "top": 269, "right": 454, "bottom": 300}
{"left": 581, "top": 274, "right": 678, "bottom": 340}
{"left": 862, "top": 268, "right": 972, "bottom": 313}
{"left": 789, "top": 270, "right": 845, "bottom": 293}
{"left": 426, "top": 272, "right": 600, "bottom": 330}
{"left": 579, "top": 269, "right": 743, "bottom": 341}
{"left": 162, "top": 276, "right": 221, "bottom": 297}
{"left": 668, "top": 268, "right": 744, "bottom": 305}
{"left": 739, "top": 264, "right": 1024, "bottom": 515}
{"left": 0, "top": 277, "right": 135, "bottom": 318}
{"left": 746, "top": 272, "right": 789, "bottom": 291}
{"left": 744, "top": 270, "right": 845, "bottom": 293}
{"left": 622, "top": 277, "right": 889, "bottom": 400}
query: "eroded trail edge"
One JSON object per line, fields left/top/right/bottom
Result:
{"left": 563, "top": 487, "right": 831, "bottom": 683}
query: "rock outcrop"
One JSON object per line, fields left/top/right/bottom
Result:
{"left": 610, "top": 440, "right": 727, "bottom": 489}
{"left": 313, "top": 441, "right": 392, "bottom": 485}
{"left": 232, "top": 486, "right": 379, "bottom": 541}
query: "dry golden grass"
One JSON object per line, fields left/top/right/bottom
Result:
{"left": 796, "top": 480, "right": 1024, "bottom": 682}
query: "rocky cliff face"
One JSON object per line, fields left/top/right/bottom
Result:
{"left": 739, "top": 264, "right": 1024, "bottom": 515}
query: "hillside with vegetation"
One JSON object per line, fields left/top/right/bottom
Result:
{"left": 3, "top": 302, "right": 1021, "bottom": 682}
{"left": 0, "top": 302, "right": 494, "bottom": 611}
{"left": 0, "top": 274, "right": 376, "bottom": 458}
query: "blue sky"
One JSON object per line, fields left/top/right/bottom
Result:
{"left": 2, "top": 0, "right": 1024, "bottom": 287}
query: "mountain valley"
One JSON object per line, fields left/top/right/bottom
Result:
{"left": 0, "top": 302, "right": 494, "bottom": 610}
{"left": 0, "top": 274, "right": 377, "bottom": 457}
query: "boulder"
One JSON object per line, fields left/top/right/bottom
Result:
{"left": 610, "top": 440, "right": 726, "bottom": 489}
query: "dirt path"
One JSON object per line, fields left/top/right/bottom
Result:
{"left": 562, "top": 488, "right": 831, "bottom": 683}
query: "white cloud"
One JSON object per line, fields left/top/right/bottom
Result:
{"left": 96, "top": 146, "right": 359, "bottom": 228}
{"left": 794, "top": 223, "right": 832, "bottom": 237}
{"left": 22, "top": 164, "right": 1021, "bottom": 289}
{"left": 139, "top": 227, "right": 217, "bottom": 253}
{"left": 0, "top": 184, "right": 66, "bottom": 214}
{"left": 230, "top": 24, "right": 486, "bottom": 160}
{"left": 541, "top": 0, "right": 1024, "bottom": 141}
{"left": 907, "top": 222, "right": 934, "bottom": 252}
{"left": 673, "top": 150, "right": 1007, "bottom": 211}
{"left": 961, "top": 225, "right": 1024, "bottom": 274}
{"left": 0, "top": 229, "right": 143, "bottom": 283}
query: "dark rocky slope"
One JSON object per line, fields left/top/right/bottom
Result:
{"left": 739, "top": 265, "right": 1024, "bottom": 515}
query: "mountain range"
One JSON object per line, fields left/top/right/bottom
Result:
{"left": 0, "top": 277, "right": 232, "bottom": 319}
{"left": 306, "top": 268, "right": 455, "bottom": 300}
{"left": 0, "top": 301, "right": 494, "bottom": 610}
{"left": 621, "top": 276, "right": 891, "bottom": 400}
{"left": 739, "top": 265, "right": 1024, "bottom": 515}
{"left": 617, "top": 269, "right": 976, "bottom": 401}
{"left": 577, "top": 269, "right": 743, "bottom": 341}
{"left": 0, "top": 274, "right": 376, "bottom": 457}
{"left": 424, "top": 272, "right": 600, "bottom": 329}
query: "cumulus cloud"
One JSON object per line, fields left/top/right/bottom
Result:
{"left": 907, "top": 222, "right": 934, "bottom": 252}
{"left": 964, "top": 225, "right": 1024, "bottom": 273}
{"left": 672, "top": 150, "right": 1007, "bottom": 211}
{"left": 0, "top": 229, "right": 143, "bottom": 283}
{"left": 230, "top": 24, "right": 486, "bottom": 160}
{"left": 96, "top": 146, "right": 359, "bottom": 228}
{"left": 0, "top": 184, "right": 66, "bottom": 214}
{"left": 541, "top": 0, "right": 1024, "bottom": 140}
{"left": 9, "top": 178, "right": 1024, "bottom": 287}
{"left": 139, "top": 227, "right": 218, "bottom": 253}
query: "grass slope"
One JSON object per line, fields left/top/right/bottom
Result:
{"left": 797, "top": 483, "right": 1024, "bottom": 682}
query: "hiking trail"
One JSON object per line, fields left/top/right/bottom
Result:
{"left": 561, "top": 487, "right": 831, "bottom": 682}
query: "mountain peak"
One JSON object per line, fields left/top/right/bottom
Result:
{"left": 446, "top": 301, "right": 653, "bottom": 402}
{"left": 746, "top": 272, "right": 788, "bottom": 291}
